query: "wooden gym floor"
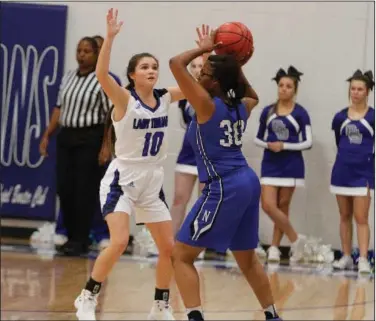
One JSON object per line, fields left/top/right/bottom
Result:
{"left": 1, "top": 243, "right": 374, "bottom": 320}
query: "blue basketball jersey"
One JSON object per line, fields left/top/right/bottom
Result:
{"left": 180, "top": 100, "right": 195, "bottom": 149}
{"left": 178, "top": 99, "right": 195, "bottom": 125}
{"left": 187, "top": 97, "right": 249, "bottom": 183}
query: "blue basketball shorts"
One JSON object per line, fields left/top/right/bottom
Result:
{"left": 177, "top": 166, "right": 261, "bottom": 252}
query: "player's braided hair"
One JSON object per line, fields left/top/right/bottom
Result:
{"left": 209, "top": 55, "right": 245, "bottom": 135}
{"left": 209, "top": 55, "right": 245, "bottom": 106}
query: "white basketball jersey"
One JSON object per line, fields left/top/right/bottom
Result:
{"left": 112, "top": 89, "right": 171, "bottom": 164}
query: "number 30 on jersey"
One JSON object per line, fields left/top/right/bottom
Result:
{"left": 220, "top": 120, "right": 245, "bottom": 147}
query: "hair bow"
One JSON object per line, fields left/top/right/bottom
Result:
{"left": 272, "top": 65, "right": 303, "bottom": 83}
{"left": 347, "top": 69, "right": 375, "bottom": 90}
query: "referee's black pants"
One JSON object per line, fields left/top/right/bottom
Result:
{"left": 56, "top": 125, "right": 106, "bottom": 247}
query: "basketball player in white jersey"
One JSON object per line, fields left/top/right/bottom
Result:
{"left": 74, "top": 8, "right": 184, "bottom": 320}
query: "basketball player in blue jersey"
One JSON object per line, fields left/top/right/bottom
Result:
{"left": 169, "top": 25, "right": 281, "bottom": 321}
{"left": 330, "top": 70, "right": 374, "bottom": 274}
{"left": 173, "top": 54, "right": 235, "bottom": 260}
{"left": 254, "top": 66, "right": 311, "bottom": 263}
{"left": 74, "top": 9, "right": 184, "bottom": 320}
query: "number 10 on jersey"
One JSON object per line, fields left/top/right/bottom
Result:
{"left": 142, "top": 131, "right": 164, "bottom": 157}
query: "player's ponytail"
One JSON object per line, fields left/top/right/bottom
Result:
{"left": 225, "top": 88, "right": 243, "bottom": 133}
{"left": 209, "top": 55, "right": 245, "bottom": 107}
{"left": 125, "top": 76, "right": 135, "bottom": 90}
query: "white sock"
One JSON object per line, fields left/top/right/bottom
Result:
{"left": 264, "top": 304, "right": 277, "bottom": 317}
{"left": 187, "top": 306, "right": 203, "bottom": 314}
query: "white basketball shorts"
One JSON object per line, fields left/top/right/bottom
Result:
{"left": 99, "top": 158, "right": 170, "bottom": 224}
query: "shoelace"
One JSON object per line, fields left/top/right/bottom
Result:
{"left": 82, "top": 292, "right": 98, "bottom": 309}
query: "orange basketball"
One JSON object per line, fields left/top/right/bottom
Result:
{"left": 214, "top": 22, "right": 254, "bottom": 65}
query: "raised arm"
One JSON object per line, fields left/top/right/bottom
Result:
{"left": 239, "top": 68, "right": 259, "bottom": 116}
{"left": 169, "top": 52, "right": 213, "bottom": 122}
{"left": 169, "top": 26, "right": 220, "bottom": 123}
{"left": 167, "top": 27, "right": 215, "bottom": 105}
{"left": 166, "top": 87, "right": 185, "bottom": 103}
{"left": 97, "top": 8, "right": 130, "bottom": 122}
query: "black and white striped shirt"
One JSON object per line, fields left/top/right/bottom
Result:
{"left": 56, "top": 70, "right": 112, "bottom": 128}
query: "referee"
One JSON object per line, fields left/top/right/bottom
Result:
{"left": 39, "top": 36, "right": 113, "bottom": 256}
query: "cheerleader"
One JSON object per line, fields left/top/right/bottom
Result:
{"left": 254, "top": 66, "right": 312, "bottom": 262}
{"left": 330, "top": 70, "right": 374, "bottom": 274}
